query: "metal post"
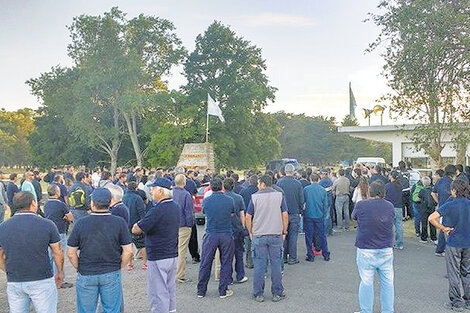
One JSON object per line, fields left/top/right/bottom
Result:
{"left": 205, "top": 103, "right": 209, "bottom": 142}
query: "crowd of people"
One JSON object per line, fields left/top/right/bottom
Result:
{"left": 0, "top": 161, "right": 470, "bottom": 312}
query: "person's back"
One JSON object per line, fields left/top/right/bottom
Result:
{"left": 352, "top": 182, "right": 395, "bottom": 313}
{"left": 123, "top": 190, "right": 146, "bottom": 228}
{"left": 438, "top": 197, "right": 470, "bottom": 248}
{"left": 353, "top": 198, "right": 394, "bottom": 249}
{"left": 240, "top": 183, "right": 258, "bottom": 210}
{"left": 303, "top": 183, "right": 328, "bottom": 219}
{"left": 7, "top": 180, "right": 19, "bottom": 208}
{"left": 250, "top": 187, "right": 285, "bottom": 236}
{"left": 203, "top": 192, "right": 233, "bottom": 234}
{"left": 276, "top": 176, "right": 303, "bottom": 215}
{"left": 385, "top": 181, "right": 403, "bottom": 208}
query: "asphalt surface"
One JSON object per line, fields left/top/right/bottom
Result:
{"left": 0, "top": 222, "right": 450, "bottom": 313}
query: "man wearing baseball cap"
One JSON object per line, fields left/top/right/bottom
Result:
{"left": 67, "top": 188, "right": 133, "bottom": 313}
{"left": 132, "top": 178, "right": 180, "bottom": 313}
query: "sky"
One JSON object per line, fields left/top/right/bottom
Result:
{"left": 0, "top": 0, "right": 395, "bottom": 126}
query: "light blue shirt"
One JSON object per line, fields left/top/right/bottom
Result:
{"left": 21, "top": 180, "right": 37, "bottom": 200}
{"left": 303, "top": 183, "right": 328, "bottom": 219}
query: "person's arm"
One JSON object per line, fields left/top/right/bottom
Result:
{"left": 282, "top": 211, "right": 289, "bottom": 240}
{"left": 50, "top": 242, "right": 64, "bottom": 287}
{"left": 0, "top": 248, "right": 5, "bottom": 272}
{"left": 137, "top": 198, "right": 146, "bottom": 220}
{"left": 132, "top": 223, "right": 143, "bottom": 235}
{"left": 67, "top": 246, "right": 79, "bottom": 269}
{"left": 428, "top": 211, "right": 453, "bottom": 235}
{"left": 245, "top": 213, "right": 253, "bottom": 239}
{"left": 185, "top": 194, "right": 194, "bottom": 226}
{"left": 121, "top": 244, "right": 133, "bottom": 268}
{"left": 64, "top": 212, "right": 74, "bottom": 222}
{"left": 431, "top": 192, "right": 439, "bottom": 205}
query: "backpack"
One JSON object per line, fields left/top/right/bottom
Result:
{"left": 68, "top": 187, "right": 86, "bottom": 209}
{"left": 412, "top": 183, "right": 424, "bottom": 203}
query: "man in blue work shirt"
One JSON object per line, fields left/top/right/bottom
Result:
{"left": 303, "top": 174, "right": 331, "bottom": 262}
{"left": 223, "top": 177, "right": 248, "bottom": 284}
{"left": 432, "top": 164, "right": 455, "bottom": 256}
{"left": 197, "top": 178, "right": 235, "bottom": 299}
{"left": 240, "top": 175, "right": 258, "bottom": 269}
{"left": 277, "top": 164, "right": 304, "bottom": 265}
{"left": 319, "top": 170, "right": 334, "bottom": 235}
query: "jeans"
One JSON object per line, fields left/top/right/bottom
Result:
{"left": 284, "top": 214, "right": 299, "bottom": 262}
{"left": 445, "top": 246, "right": 470, "bottom": 308}
{"left": 298, "top": 215, "right": 304, "bottom": 233}
{"left": 147, "top": 258, "right": 177, "bottom": 313}
{"left": 76, "top": 270, "right": 123, "bottom": 313}
{"left": 252, "top": 235, "right": 284, "bottom": 297}
{"left": 49, "top": 233, "right": 67, "bottom": 275}
{"left": 0, "top": 205, "right": 5, "bottom": 223}
{"left": 412, "top": 202, "right": 420, "bottom": 234}
{"left": 71, "top": 209, "right": 88, "bottom": 222}
{"left": 393, "top": 208, "right": 403, "bottom": 248}
{"left": 436, "top": 231, "right": 447, "bottom": 254}
{"left": 335, "top": 195, "right": 350, "bottom": 229}
{"left": 7, "top": 277, "right": 57, "bottom": 313}
{"left": 197, "top": 233, "right": 235, "bottom": 296}
{"left": 233, "top": 230, "right": 246, "bottom": 281}
{"left": 304, "top": 217, "right": 330, "bottom": 260}
{"left": 356, "top": 248, "right": 394, "bottom": 313}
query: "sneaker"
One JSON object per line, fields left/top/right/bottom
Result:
{"left": 433, "top": 240, "right": 438, "bottom": 245}
{"left": 245, "top": 264, "right": 254, "bottom": 269}
{"left": 197, "top": 294, "right": 205, "bottom": 298}
{"left": 272, "top": 293, "right": 286, "bottom": 302}
{"left": 444, "top": 301, "right": 464, "bottom": 311}
{"left": 60, "top": 282, "right": 74, "bottom": 289}
{"left": 192, "top": 258, "right": 201, "bottom": 264}
{"left": 215, "top": 278, "right": 220, "bottom": 282}
{"left": 287, "top": 259, "right": 300, "bottom": 265}
{"left": 127, "top": 264, "right": 134, "bottom": 271}
{"left": 142, "top": 263, "right": 148, "bottom": 270}
{"left": 305, "top": 257, "right": 315, "bottom": 262}
{"left": 436, "top": 252, "right": 446, "bottom": 257}
{"left": 220, "top": 289, "right": 234, "bottom": 299}
{"left": 419, "top": 239, "right": 428, "bottom": 243}
{"left": 236, "top": 276, "right": 248, "bottom": 284}
{"left": 324, "top": 255, "right": 330, "bottom": 261}
{"left": 254, "top": 295, "right": 264, "bottom": 303}
{"left": 416, "top": 233, "right": 421, "bottom": 237}
{"left": 178, "top": 278, "right": 192, "bottom": 283}
{"left": 333, "top": 228, "right": 343, "bottom": 233}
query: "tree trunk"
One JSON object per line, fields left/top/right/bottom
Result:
{"left": 110, "top": 106, "right": 121, "bottom": 175}
{"left": 428, "top": 139, "right": 443, "bottom": 171}
{"left": 122, "top": 111, "right": 142, "bottom": 167}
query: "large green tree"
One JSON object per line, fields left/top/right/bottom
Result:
{"left": 0, "top": 108, "right": 35, "bottom": 166}
{"left": 368, "top": 0, "right": 470, "bottom": 169}
{"left": 181, "top": 21, "right": 280, "bottom": 168}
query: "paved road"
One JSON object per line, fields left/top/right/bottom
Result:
{"left": 0, "top": 222, "right": 449, "bottom": 313}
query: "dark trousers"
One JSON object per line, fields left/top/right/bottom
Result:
{"left": 445, "top": 246, "right": 470, "bottom": 307}
{"left": 197, "top": 233, "right": 234, "bottom": 296}
{"left": 189, "top": 224, "right": 200, "bottom": 261}
{"left": 419, "top": 208, "right": 436, "bottom": 241}
{"left": 436, "top": 231, "right": 447, "bottom": 254}
{"left": 304, "top": 217, "right": 330, "bottom": 260}
{"left": 233, "top": 230, "right": 245, "bottom": 281}
{"left": 283, "top": 214, "right": 300, "bottom": 262}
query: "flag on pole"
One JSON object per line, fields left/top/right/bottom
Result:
{"left": 349, "top": 82, "right": 357, "bottom": 119}
{"left": 207, "top": 93, "right": 225, "bottom": 122}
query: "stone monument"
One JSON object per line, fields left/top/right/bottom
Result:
{"left": 177, "top": 143, "right": 215, "bottom": 172}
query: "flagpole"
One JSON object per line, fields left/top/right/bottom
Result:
{"left": 205, "top": 101, "right": 209, "bottom": 143}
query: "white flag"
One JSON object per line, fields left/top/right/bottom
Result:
{"left": 207, "top": 93, "right": 225, "bottom": 122}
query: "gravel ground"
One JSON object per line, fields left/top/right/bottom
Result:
{"left": 0, "top": 221, "right": 449, "bottom": 313}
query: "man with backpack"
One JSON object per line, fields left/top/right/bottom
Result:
{"left": 68, "top": 172, "right": 91, "bottom": 222}
{"left": 411, "top": 179, "right": 424, "bottom": 237}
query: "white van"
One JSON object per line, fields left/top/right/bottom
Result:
{"left": 355, "top": 157, "right": 386, "bottom": 168}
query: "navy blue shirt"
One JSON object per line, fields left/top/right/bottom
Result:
{"left": 240, "top": 185, "right": 258, "bottom": 210}
{"left": 369, "top": 174, "right": 389, "bottom": 185}
{"left": 225, "top": 191, "right": 245, "bottom": 233}
{"left": 233, "top": 182, "right": 244, "bottom": 194}
{"left": 123, "top": 191, "right": 146, "bottom": 229}
{"left": 44, "top": 199, "right": 69, "bottom": 234}
{"left": 276, "top": 176, "right": 304, "bottom": 215}
{"left": 138, "top": 199, "right": 180, "bottom": 261}
{"left": 68, "top": 181, "right": 91, "bottom": 210}
{"left": 433, "top": 176, "right": 453, "bottom": 206}
{"left": 184, "top": 179, "right": 198, "bottom": 196}
{"left": 385, "top": 182, "right": 403, "bottom": 208}
{"left": 110, "top": 202, "right": 130, "bottom": 224}
{"left": 352, "top": 199, "right": 394, "bottom": 249}
{"left": 0, "top": 213, "right": 60, "bottom": 282}
{"left": 67, "top": 213, "right": 132, "bottom": 275}
{"left": 52, "top": 183, "right": 68, "bottom": 203}
{"left": 203, "top": 192, "right": 234, "bottom": 234}
{"left": 438, "top": 198, "right": 470, "bottom": 248}
{"left": 6, "top": 182, "right": 19, "bottom": 207}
